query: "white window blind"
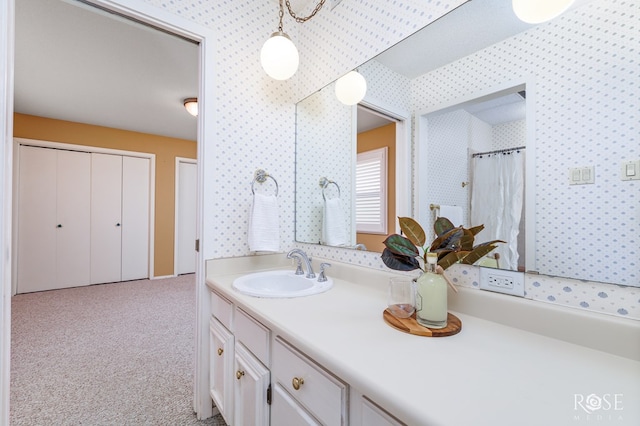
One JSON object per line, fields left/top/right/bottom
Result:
{"left": 356, "top": 147, "right": 387, "bottom": 234}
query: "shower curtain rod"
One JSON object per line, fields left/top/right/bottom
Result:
{"left": 472, "top": 146, "right": 526, "bottom": 158}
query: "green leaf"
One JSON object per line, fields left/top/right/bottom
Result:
{"left": 468, "top": 224, "right": 484, "bottom": 237}
{"left": 438, "top": 251, "right": 467, "bottom": 270}
{"left": 383, "top": 234, "right": 419, "bottom": 257}
{"left": 460, "top": 228, "right": 475, "bottom": 251}
{"left": 430, "top": 227, "right": 463, "bottom": 251}
{"left": 381, "top": 248, "right": 421, "bottom": 271}
{"left": 398, "top": 217, "right": 426, "bottom": 247}
{"left": 460, "top": 245, "right": 499, "bottom": 265}
{"left": 434, "top": 217, "right": 454, "bottom": 237}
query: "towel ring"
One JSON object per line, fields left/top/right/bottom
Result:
{"left": 319, "top": 177, "right": 341, "bottom": 200}
{"left": 251, "top": 169, "right": 279, "bottom": 196}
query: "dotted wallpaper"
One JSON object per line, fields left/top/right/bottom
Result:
{"left": 422, "top": 110, "right": 471, "bottom": 238}
{"left": 492, "top": 119, "right": 526, "bottom": 151}
{"left": 142, "top": 0, "right": 638, "bottom": 319}
{"left": 296, "top": 83, "right": 354, "bottom": 245}
{"left": 411, "top": 0, "right": 639, "bottom": 287}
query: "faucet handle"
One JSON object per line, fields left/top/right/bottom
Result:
{"left": 318, "top": 263, "right": 331, "bottom": 282}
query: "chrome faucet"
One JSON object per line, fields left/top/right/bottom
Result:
{"left": 286, "top": 249, "right": 315, "bottom": 279}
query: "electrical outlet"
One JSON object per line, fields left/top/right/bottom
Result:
{"left": 480, "top": 268, "right": 525, "bottom": 297}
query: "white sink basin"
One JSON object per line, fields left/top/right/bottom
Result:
{"left": 232, "top": 270, "right": 333, "bottom": 298}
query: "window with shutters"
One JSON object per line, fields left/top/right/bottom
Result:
{"left": 356, "top": 147, "right": 388, "bottom": 234}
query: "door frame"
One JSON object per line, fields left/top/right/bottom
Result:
{"left": 174, "top": 157, "right": 197, "bottom": 276}
{"left": 0, "top": 0, "right": 216, "bottom": 421}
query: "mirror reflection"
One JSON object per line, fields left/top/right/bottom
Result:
{"left": 295, "top": 0, "right": 638, "bottom": 287}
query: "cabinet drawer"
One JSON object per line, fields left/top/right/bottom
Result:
{"left": 210, "top": 290, "right": 233, "bottom": 330}
{"left": 273, "top": 338, "right": 348, "bottom": 426}
{"left": 235, "top": 308, "right": 270, "bottom": 365}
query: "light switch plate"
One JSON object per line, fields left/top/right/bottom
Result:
{"left": 621, "top": 160, "right": 640, "bottom": 181}
{"left": 569, "top": 166, "right": 595, "bottom": 185}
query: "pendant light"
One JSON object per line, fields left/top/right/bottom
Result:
{"left": 335, "top": 70, "right": 367, "bottom": 105}
{"left": 261, "top": 0, "right": 327, "bottom": 80}
{"left": 512, "top": 0, "right": 576, "bottom": 24}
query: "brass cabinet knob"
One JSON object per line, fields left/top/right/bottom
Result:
{"left": 217, "top": 348, "right": 223, "bottom": 356}
{"left": 292, "top": 377, "right": 304, "bottom": 390}
{"left": 236, "top": 370, "right": 245, "bottom": 380}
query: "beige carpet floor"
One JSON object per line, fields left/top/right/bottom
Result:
{"left": 10, "top": 275, "right": 226, "bottom": 425}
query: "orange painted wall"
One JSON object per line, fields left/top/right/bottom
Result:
{"left": 13, "top": 113, "right": 196, "bottom": 277}
{"left": 356, "top": 123, "right": 396, "bottom": 253}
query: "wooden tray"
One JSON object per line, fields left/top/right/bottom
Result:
{"left": 383, "top": 310, "right": 462, "bottom": 337}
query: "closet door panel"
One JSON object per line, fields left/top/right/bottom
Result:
{"left": 17, "top": 146, "right": 57, "bottom": 293}
{"left": 90, "top": 153, "right": 123, "bottom": 284}
{"left": 121, "top": 156, "right": 150, "bottom": 281}
{"left": 56, "top": 150, "right": 91, "bottom": 289}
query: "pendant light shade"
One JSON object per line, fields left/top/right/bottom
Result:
{"left": 512, "top": 0, "right": 576, "bottom": 24}
{"left": 183, "top": 98, "right": 198, "bottom": 117}
{"left": 261, "top": 32, "right": 299, "bottom": 81}
{"left": 335, "top": 71, "right": 367, "bottom": 105}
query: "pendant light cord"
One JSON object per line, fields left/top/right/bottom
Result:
{"left": 284, "top": 0, "right": 327, "bottom": 23}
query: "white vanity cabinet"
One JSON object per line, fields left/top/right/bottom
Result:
{"left": 209, "top": 290, "right": 270, "bottom": 426}
{"left": 209, "top": 291, "right": 235, "bottom": 424}
{"left": 271, "top": 337, "right": 348, "bottom": 425}
{"left": 209, "top": 317, "right": 234, "bottom": 424}
{"left": 208, "top": 286, "right": 404, "bottom": 426}
{"left": 233, "top": 308, "right": 271, "bottom": 426}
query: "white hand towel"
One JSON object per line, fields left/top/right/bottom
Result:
{"left": 248, "top": 193, "right": 280, "bottom": 252}
{"left": 322, "top": 198, "right": 348, "bottom": 246}
{"left": 438, "top": 205, "right": 464, "bottom": 227}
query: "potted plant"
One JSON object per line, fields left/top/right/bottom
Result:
{"left": 382, "top": 217, "right": 503, "bottom": 328}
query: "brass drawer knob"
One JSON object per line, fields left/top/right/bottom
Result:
{"left": 217, "top": 348, "right": 223, "bottom": 356}
{"left": 236, "top": 370, "right": 245, "bottom": 380}
{"left": 292, "top": 377, "right": 304, "bottom": 390}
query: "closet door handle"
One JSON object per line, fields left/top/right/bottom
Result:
{"left": 116, "top": 223, "right": 121, "bottom": 227}
{"left": 57, "top": 224, "right": 62, "bottom": 228}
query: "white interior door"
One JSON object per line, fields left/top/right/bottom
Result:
{"left": 16, "top": 146, "right": 57, "bottom": 293}
{"left": 121, "top": 156, "right": 150, "bottom": 281}
{"left": 90, "top": 153, "right": 123, "bottom": 284}
{"left": 176, "top": 160, "right": 196, "bottom": 275}
{"left": 55, "top": 149, "right": 91, "bottom": 289}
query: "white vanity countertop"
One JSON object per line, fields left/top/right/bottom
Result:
{"left": 206, "top": 256, "right": 640, "bottom": 425}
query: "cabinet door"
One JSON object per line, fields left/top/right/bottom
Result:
{"left": 350, "top": 390, "right": 405, "bottom": 426}
{"left": 90, "top": 153, "right": 123, "bottom": 284}
{"left": 55, "top": 149, "right": 91, "bottom": 289}
{"left": 121, "top": 156, "right": 150, "bottom": 281}
{"left": 234, "top": 344, "right": 270, "bottom": 426}
{"left": 210, "top": 318, "right": 234, "bottom": 425}
{"left": 16, "top": 146, "right": 57, "bottom": 293}
{"left": 272, "top": 383, "right": 321, "bottom": 426}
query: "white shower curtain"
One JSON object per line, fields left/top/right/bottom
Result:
{"left": 470, "top": 150, "right": 524, "bottom": 271}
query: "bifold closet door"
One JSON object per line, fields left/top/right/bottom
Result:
{"left": 17, "top": 146, "right": 58, "bottom": 293}
{"left": 91, "top": 153, "right": 123, "bottom": 284}
{"left": 17, "top": 146, "right": 91, "bottom": 293}
{"left": 121, "top": 156, "right": 150, "bottom": 281}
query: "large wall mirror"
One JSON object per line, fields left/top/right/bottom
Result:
{"left": 295, "top": 0, "right": 638, "bottom": 287}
